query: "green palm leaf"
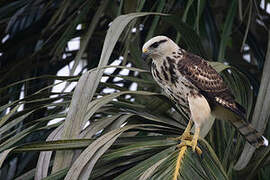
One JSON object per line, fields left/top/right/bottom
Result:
{"left": 0, "top": 1, "right": 269, "bottom": 180}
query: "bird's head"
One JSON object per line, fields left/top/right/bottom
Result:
{"left": 142, "top": 36, "right": 178, "bottom": 60}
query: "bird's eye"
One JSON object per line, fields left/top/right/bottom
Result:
{"left": 150, "top": 42, "right": 159, "bottom": 48}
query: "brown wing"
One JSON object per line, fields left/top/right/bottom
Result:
{"left": 177, "top": 51, "right": 246, "bottom": 119}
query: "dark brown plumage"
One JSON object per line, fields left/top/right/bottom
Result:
{"left": 178, "top": 52, "right": 243, "bottom": 117}
{"left": 142, "top": 36, "right": 268, "bottom": 149}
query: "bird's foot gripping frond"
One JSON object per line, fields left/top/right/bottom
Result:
{"left": 170, "top": 130, "right": 193, "bottom": 142}
{"left": 177, "top": 125, "right": 202, "bottom": 155}
{"left": 178, "top": 139, "right": 202, "bottom": 155}
{"left": 172, "top": 136, "right": 202, "bottom": 180}
{"left": 172, "top": 123, "right": 202, "bottom": 180}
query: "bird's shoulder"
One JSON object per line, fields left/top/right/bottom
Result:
{"left": 176, "top": 50, "right": 226, "bottom": 91}
{"left": 175, "top": 50, "right": 246, "bottom": 117}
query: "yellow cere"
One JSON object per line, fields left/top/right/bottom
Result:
{"left": 143, "top": 48, "right": 148, "bottom": 53}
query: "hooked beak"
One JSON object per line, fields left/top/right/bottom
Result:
{"left": 142, "top": 48, "right": 149, "bottom": 60}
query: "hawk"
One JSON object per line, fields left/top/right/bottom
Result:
{"left": 142, "top": 36, "right": 268, "bottom": 153}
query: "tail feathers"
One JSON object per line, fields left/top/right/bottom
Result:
{"left": 212, "top": 104, "right": 268, "bottom": 148}
{"left": 231, "top": 118, "right": 268, "bottom": 148}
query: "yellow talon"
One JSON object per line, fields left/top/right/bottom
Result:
{"left": 177, "top": 139, "right": 202, "bottom": 155}
{"left": 173, "top": 120, "right": 202, "bottom": 180}
{"left": 171, "top": 119, "right": 202, "bottom": 155}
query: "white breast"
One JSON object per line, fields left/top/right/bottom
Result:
{"left": 151, "top": 60, "right": 194, "bottom": 105}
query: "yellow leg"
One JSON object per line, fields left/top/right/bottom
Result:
{"left": 173, "top": 93, "right": 210, "bottom": 180}
{"left": 177, "top": 124, "right": 202, "bottom": 155}
{"left": 181, "top": 119, "right": 193, "bottom": 140}
{"left": 191, "top": 125, "right": 200, "bottom": 152}
{"left": 170, "top": 119, "right": 193, "bottom": 141}
{"left": 173, "top": 122, "right": 202, "bottom": 180}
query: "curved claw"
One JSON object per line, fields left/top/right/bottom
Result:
{"left": 177, "top": 140, "right": 202, "bottom": 155}
{"left": 173, "top": 121, "right": 201, "bottom": 180}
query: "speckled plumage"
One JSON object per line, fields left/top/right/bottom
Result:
{"left": 142, "top": 36, "right": 268, "bottom": 147}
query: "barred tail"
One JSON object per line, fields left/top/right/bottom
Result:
{"left": 231, "top": 118, "right": 268, "bottom": 148}
{"left": 212, "top": 104, "right": 268, "bottom": 148}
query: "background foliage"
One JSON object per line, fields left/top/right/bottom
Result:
{"left": 0, "top": 0, "right": 270, "bottom": 179}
